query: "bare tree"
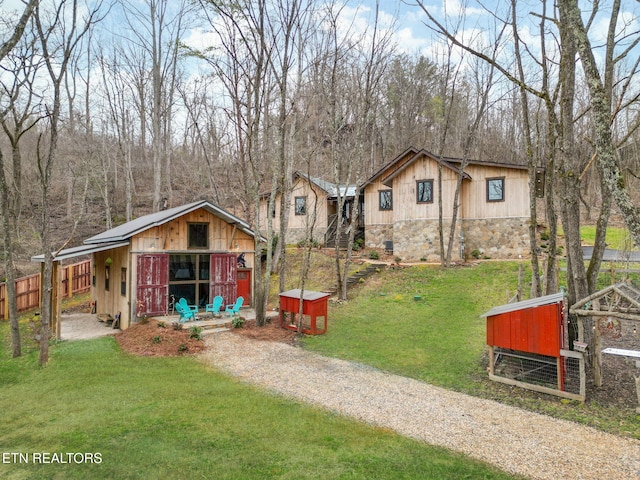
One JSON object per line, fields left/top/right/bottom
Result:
{"left": 118, "top": 0, "right": 191, "bottom": 211}
{"left": 0, "top": 0, "right": 42, "bottom": 358}
{"left": 34, "top": 0, "right": 104, "bottom": 366}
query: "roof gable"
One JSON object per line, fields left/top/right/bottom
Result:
{"left": 84, "top": 200, "right": 257, "bottom": 245}
{"left": 363, "top": 146, "right": 529, "bottom": 188}
{"left": 294, "top": 171, "right": 357, "bottom": 198}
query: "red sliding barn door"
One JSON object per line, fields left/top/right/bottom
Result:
{"left": 136, "top": 254, "right": 169, "bottom": 316}
{"left": 210, "top": 253, "right": 237, "bottom": 305}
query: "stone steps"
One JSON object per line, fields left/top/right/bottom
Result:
{"left": 324, "top": 263, "right": 386, "bottom": 295}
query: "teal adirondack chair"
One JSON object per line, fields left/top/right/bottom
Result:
{"left": 205, "top": 296, "right": 224, "bottom": 316}
{"left": 225, "top": 296, "right": 244, "bottom": 317}
{"left": 176, "top": 298, "right": 198, "bottom": 322}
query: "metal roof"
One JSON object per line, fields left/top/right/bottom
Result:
{"left": 84, "top": 200, "right": 257, "bottom": 244}
{"left": 480, "top": 292, "right": 565, "bottom": 318}
{"left": 31, "top": 241, "right": 129, "bottom": 262}
{"left": 296, "top": 172, "right": 358, "bottom": 198}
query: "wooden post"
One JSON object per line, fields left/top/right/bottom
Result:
{"left": 51, "top": 262, "right": 62, "bottom": 340}
{"left": 593, "top": 300, "right": 602, "bottom": 387}
{"left": 67, "top": 265, "right": 73, "bottom": 298}
{"left": 2, "top": 283, "right": 7, "bottom": 320}
{"left": 517, "top": 263, "right": 523, "bottom": 302}
{"left": 610, "top": 262, "right": 615, "bottom": 285}
{"left": 635, "top": 374, "right": 640, "bottom": 414}
{"left": 557, "top": 357, "right": 563, "bottom": 391}
{"left": 488, "top": 345, "right": 495, "bottom": 376}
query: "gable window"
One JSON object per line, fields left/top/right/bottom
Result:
{"left": 379, "top": 190, "right": 393, "bottom": 210}
{"left": 295, "top": 196, "right": 307, "bottom": 215}
{"left": 486, "top": 177, "right": 505, "bottom": 202}
{"left": 417, "top": 180, "right": 434, "bottom": 203}
{"left": 188, "top": 223, "right": 209, "bottom": 249}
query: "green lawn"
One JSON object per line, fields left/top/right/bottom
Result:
{"left": 302, "top": 261, "right": 640, "bottom": 438}
{"left": 303, "top": 262, "right": 523, "bottom": 391}
{"left": 0, "top": 323, "right": 520, "bottom": 480}
{"left": 579, "top": 225, "right": 637, "bottom": 250}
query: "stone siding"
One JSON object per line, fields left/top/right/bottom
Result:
{"left": 392, "top": 219, "right": 462, "bottom": 262}
{"left": 378, "top": 217, "right": 529, "bottom": 262}
{"left": 462, "top": 217, "right": 529, "bottom": 259}
{"left": 365, "top": 224, "right": 394, "bottom": 249}
{"left": 285, "top": 227, "right": 328, "bottom": 246}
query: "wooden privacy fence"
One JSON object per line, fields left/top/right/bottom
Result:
{"left": 0, "top": 259, "right": 91, "bottom": 320}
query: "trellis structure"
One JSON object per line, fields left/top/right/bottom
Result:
{"left": 570, "top": 282, "right": 640, "bottom": 411}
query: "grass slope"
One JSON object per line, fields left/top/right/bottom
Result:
{"left": 303, "top": 262, "right": 522, "bottom": 390}
{"left": 0, "top": 325, "right": 520, "bottom": 480}
{"left": 303, "top": 261, "right": 640, "bottom": 439}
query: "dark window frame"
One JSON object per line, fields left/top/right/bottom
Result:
{"left": 294, "top": 196, "right": 307, "bottom": 215}
{"left": 416, "top": 179, "right": 434, "bottom": 204}
{"left": 105, "top": 265, "right": 110, "bottom": 291}
{"left": 120, "top": 267, "right": 127, "bottom": 296}
{"left": 379, "top": 190, "right": 393, "bottom": 211}
{"left": 188, "top": 222, "right": 209, "bottom": 249}
{"left": 486, "top": 177, "right": 505, "bottom": 202}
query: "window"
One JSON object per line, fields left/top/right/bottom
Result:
{"left": 417, "top": 180, "right": 434, "bottom": 203}
{"left": 486, "top": 177, "right": 505, "bottom": 202}
{"left": 169, "top": 254, "right": 210, "bottom": 308}
{"left": 105, "top": 265, "right": 110, "bottom": 291}
{"left": 379, "top": 190, "right": 393, "bottom": 210}
{"left": 295, "top": 196, "right": 307, "bottom": 215}
{"left": 121, "top": 268, "right": 127, "bottom": 296}
{"left": 188, "top": 223, "right": 208, "bottom": 248}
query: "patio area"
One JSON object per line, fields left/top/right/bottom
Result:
{"left": 61, "top": 309, "right": 257, "bottom": 341}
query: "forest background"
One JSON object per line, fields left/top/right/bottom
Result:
{"left": 1, "top": 0, "right": 640, "bottom": 363}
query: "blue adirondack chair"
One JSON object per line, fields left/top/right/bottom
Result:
{"left": 205, "top": 296, "right": 223, "bottom": 316}
{"left": 225, "top": 296, "right": 244, "bottom": 317}
{"left": 176, "top": 298, "right": 198, "bottom": 322}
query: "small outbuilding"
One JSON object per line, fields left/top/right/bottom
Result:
{"left": 481, "top": 292, "right": 585, "bottom": 401}
{"left": 34, "top": 200, "right": 260, "bottom": 333}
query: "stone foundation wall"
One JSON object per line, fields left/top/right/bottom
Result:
{"left": 285, "top": 227, "right": 328, "bottom": 246}
{"left": 374, "top": 217, "right": 530, "bottom": 262}
{"left": 392, "top": 219, "right": 461, "bottom": 262}
{"left": 365, "top": 224, "right": 394, "bottom": 249}
{"left": 462, "top": 217, "right": 529, "bottom": 259}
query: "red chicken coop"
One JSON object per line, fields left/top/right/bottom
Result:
{"left": 279, "top": 289, "right": 330, "bottom": 335}
{"left": 481, "top": 292, "right": 585, "bottom": 401}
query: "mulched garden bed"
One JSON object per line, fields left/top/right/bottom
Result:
{"left": 115, "top": 319, "right": 205, "bottom": 356}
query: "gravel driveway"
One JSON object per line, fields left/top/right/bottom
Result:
{"left": 200, "top": 332, "right": 640, "bottom": 480}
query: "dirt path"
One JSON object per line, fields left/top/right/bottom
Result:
{"left": 200, "top": 332, "right": 640, "bottom": 480}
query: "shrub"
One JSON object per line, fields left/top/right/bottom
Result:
{"left": 297, "top": 238, "right": 319, "bottom": 248}
{"left": 368, "top": 250, "right": 379, "bottom": 260}
{"left": 172, "top": 322, "right": 183, "bottom": 331}
{"left": 152, "top": 335, "right": 162, "bottom": 344}
{"left": 189, "top": 326, "right": 202, "bottom": 340}
{"left": 232, "top": 316, "right": 245, "bottom": 329}
{"left": 471, "top": 249, "right": 481, "bottom": 259}
{"left": 178, "top": 343, "right": 188, "bottom": 353}
{"left": 157, "top": 321, "right": 166, "bottom": 328}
